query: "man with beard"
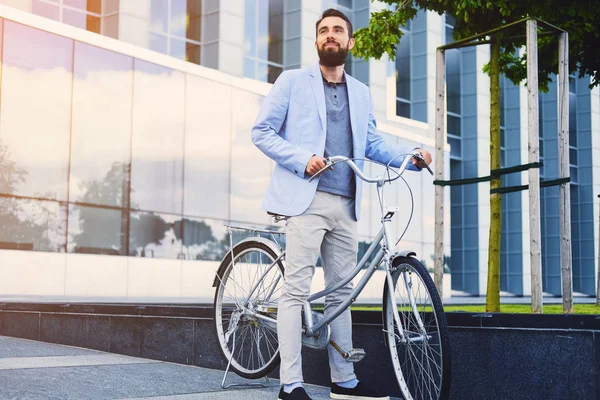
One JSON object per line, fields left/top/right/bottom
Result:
{"left": 251, "top": 8, "right": 432, "bottom": 400}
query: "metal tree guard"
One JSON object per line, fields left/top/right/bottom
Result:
{"left": 434, "top": 18, "right": 572, "bottom": 313}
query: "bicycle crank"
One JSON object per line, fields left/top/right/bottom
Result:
{"left": 301, "top": 312, "right": 331, "bottom": 349}
{"left": 329, "top": 340, "right": 366, "bottom": 363}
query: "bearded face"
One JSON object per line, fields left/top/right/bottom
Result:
{"left": 317, "top": 39, "right": 350, "bottom": 67}
{"left": 315, "top": 16, "right": 354, "bottom": 68}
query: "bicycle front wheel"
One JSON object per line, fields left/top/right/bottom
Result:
{"left": 213, "top": 240, "right": 284, "bottom": 379}
{"left": 382, "top": 256, "right": 451, "bottom": 400}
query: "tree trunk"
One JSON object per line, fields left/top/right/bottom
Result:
{"left": 486, "top": 35, "right": 502, "bottom": 312}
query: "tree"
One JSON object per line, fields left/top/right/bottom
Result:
{"left": 352, "top": 0, "right": 600, "bottom": 312}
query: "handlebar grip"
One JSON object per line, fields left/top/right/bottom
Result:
{"left": 308, "top": 158, "right": 332, "bottom": 182}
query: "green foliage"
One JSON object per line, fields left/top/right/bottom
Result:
{"left": 353, "top": 0, "right": 600, "bottom": 89}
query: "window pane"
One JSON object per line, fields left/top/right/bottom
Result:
{"left": 257, "top": 61, "right": 269, "bottom": 82}
{"left": 569, "top": 92, "right": 577, "bottom": 144}
{"left": 186, "top": 41, "right": 201, "bottom": 64}
{"left": 570, "top": 148, "right": 577, "bottom": 165}
{"left": 268, "top": 0, "right": 284, "bottom": 65}
{"left": 449, "top": 137, "right": 461, "bottom": 159}
{"left": 68, "top": 205, "right": 126, "bottom": 255}
{"left": 129, "top": 211, "right": 183, "bottom": 259}
{"left": 244, "top": 58, "right": 255, "bottom": 79}
{"left": 230, "top": 89, "right": 271, "bottom": 226}
{"left": 244, "top": 0, "right": 257, "bottom": 57}
{"left": 448, "top": 115, "right": 461, "bottom": 137}
{"left": 184, "top": 76, "right": 231, "bottom": 220}
{"left": 32, "top": 0, "right": 60, "bottom": 21}
{"left": 64, "top": 0, "right": 102, "bottom": 14}
{"left": 395, "top": 32, "right": 411, "bottom": 102}
{"left": 63, "top": 9, "right": 101, "bottom": 34}
{"left": 268, "top": 64, "right": 283, "bottom": 84}
{"left": 0, "top": 198, "right": 66, "bottom": 252}
{"left": 257, "top": 0, "right": 269, "bottom": 61}
{"left": 170, "top": 38, "right": 201, "bottom": 64}
{"left": 446, "top": 49, "right": 461, "bottom": 114}
{"left": 150, "top": 0, "right": 168, "bottom": 33}
{"left": 570, "top": 166, "right": 578, "bottom": 184}
{"left": 182, "top": 218, "right": 228, "bottom": 261}
{"left": 396, "top": 100, "right": 410, "bottom": 118}
{"left": 70, "top": 42, "right": 133, "bottom": 207}
{"left": 0, "top": 22, "right": 72, "bottom": 201}
{"left": 150, "top": 33, "right": 168, "bottom": 54}
{"left": 170, "top": 37, "right": 186, "bottom": 59}
{"left": 170, "top": 0, "right": 187, "bottom": 38}
{"left": 131, "top": 60, "right": 185, "bottom": 214}
{"left": 188, "top": 0, "right": 202, "bottom": 42}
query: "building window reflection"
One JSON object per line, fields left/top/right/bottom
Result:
{"left": 149, "top": 0, "right": 203, "bottom": 65}
{"left": 0, "top": 197, "right": 67, "bottom": 252}
{"left": 244, "top": 0, "right": 284, "bottom": 84}
{"left": 129, "top": 211, "right": 183, "bottom": 259}
{"left": 32, "top": 0, "right": 119, "bottom": 38}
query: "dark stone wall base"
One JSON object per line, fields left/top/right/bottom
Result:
{"left": 0, "top": 303, "right": 598, "bottom": 399}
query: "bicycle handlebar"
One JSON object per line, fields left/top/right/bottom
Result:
{"left": 308, "top": 151, "right": 433, "bottom": 183}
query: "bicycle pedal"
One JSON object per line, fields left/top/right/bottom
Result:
{"left": 346, "top": 348, "right": 366, "bottom": 362}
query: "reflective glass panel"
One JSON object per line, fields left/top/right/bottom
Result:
{"left": 268, "top": 0, "right": 284, "bottom": 65}
{"left": 171, "top": 0, "right": 202, "bottom": 42}
{"left": 257, "top": 0, "right": 269, "bottom": 61}
{"left": 0, "top": 198, "right": 66, "bottom": 252}
{"left": 63, "top": 9, "right": 101, "bottom": 34}
{"left": 448, "top": 115, "right": 461, "bottom": 137}
{"left": 68, "top": 205, "right": 126, "bottom": 255}
{"left": 170, "top": 38, "right": 201, "bottom": 64}
{"left": 32, "top": 0, "right": 60, "bottom": 21}
{"left": 129, "top": 211, "right": 183, "bottom": 259}
{"left": 395, "top": 30, "right": 411, "bottom": 101}
{"left": 131, "top": 60, "right": 185, "bottom": 214}
{"left": 187, "top": 0, "right": 202, "bottom": 42}
{"left": 150, "top": 0, "right": 168, "bottom": 33}
{"left": 230, "top": 89, "right": 272, "bottom": 226}
{"left": 396, "top": 101, "right": 410, "bottom": 118}
{"left": 150, "top": 33, "right": 168, "bottom": 54}
{"left": 182, "top": 217, "right": 228, "bottom": 261}
{"left": 64, "top": 0, "right": 102, "bottom": 14}
{"left": 184, "top": 76, "right": 231, "bottom": 220}
{"left": 70, "top": 42, "right": 133, "bottom": 207}
{"left": 446, "top": 49, "right": 461, "bottom": 115}
{"left": 0, "top": 22, "right": 72, "bottom": 201}
{"left": 244, "top": 0, "right": 257, "bottom": 57}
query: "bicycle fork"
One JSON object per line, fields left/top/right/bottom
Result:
{"left": 384, "top": 265, "right": 430, "bottom": 343}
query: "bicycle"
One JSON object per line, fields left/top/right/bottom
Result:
{"left": 212, "top": 151, "right": 451, "bottom": 400}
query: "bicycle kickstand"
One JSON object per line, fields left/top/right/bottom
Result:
{"left": 220, "top": 330, "right": 271, "bottom": 389}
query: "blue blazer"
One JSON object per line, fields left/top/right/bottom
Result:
{"left": 251, "top": 63, "right": 416, "bottom": 220}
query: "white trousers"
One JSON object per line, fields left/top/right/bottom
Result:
{"left": 278, "top": 191, "right": 358, "bottom": 385}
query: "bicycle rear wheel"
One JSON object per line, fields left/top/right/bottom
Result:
{"left": 213, "top": 240, "right": 284, "bottom": 379}
{"left": 382, "top": 256, "right": 451, "bottom": 400}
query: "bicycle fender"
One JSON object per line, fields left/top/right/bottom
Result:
{"left": 211, "top": 237, "right": 284, "bottom": 287}
{"left": 396, "top": 250, "right": 417, "bottom": 258}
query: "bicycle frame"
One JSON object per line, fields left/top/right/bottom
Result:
{"left": 240, "top": 153, "right": 427, "bottom": 342}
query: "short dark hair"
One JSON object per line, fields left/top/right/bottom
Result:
{"left": 315, "top": 8, "right": 353, "bottom": 39}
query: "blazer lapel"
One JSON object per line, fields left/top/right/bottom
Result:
{"left": 309, "top": 63, "right": 327, "bottom": 135}
{"left": 345, "top": 72, "right": 359, "bottom": 150}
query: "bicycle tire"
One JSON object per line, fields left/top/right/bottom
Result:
{"left": 213, "top": 240, "right": 284, "bottom": 379}
{"left": 382, "top": 256, "right": 451, "bottom": 400}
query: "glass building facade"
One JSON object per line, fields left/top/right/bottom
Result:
{"left": 0, "top": 1, "right": 598, "bottom": 300}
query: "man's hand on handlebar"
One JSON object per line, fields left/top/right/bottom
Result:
{"left": 412, "top": 148, "right": 432, "bottom": 169}
{"left": 305, "top": 155, "right": 332, "bottom": 176}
